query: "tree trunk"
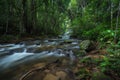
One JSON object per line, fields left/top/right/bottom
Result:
{"left": 5, "top": 18, "right": 8, "bottom": 34}
{"left": 114, "top": 2, "right": 120, "bottom": 43}
{"left": 22, "top": 0, "right": 29, "bottom": 34}
{"left": 111, "top": 0, "right": 113, "bottom": 29}
{"left": 4, "top": 1, "right": 9, "bottom": 35}
{"left": 30, "top": 0, "right": 37, "bottom": 34}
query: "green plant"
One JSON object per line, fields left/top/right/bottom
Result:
{"left": 100, "top": 56, "right": 110, "bottom": 72}
{"left": 99, "top": 29, "right": 115, "bottom": 42}
{"left": 99, "top": 45, "right": 120, "bottom": 76}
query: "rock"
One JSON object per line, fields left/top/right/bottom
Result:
{"left": 43, "top": 73, "right": 58, "bottom": 80}
{"left": 34, "top": 45, "right": 56, "bottom": 53}
{"left": 33, "top": 63, "right": 46, "bottom": 68}
{"left": 59, "top": 39, "right": 74, "bottom": 45}
{"left": 22, "top": 70, "right": 46, "bottom": 80}
{"left": 56, "top": 71, "right": 68, "bottom": 80}
{"left": 27, "top": 47, "right": 37, "bottom": 53}
{"left": 9, "top": 48, "right": 24, "bottom": 53}
{"left": 80, "top": 40, "right": 97, "bottom": 52}
{"left": 43, "top": 71, "right": 72, "bottom": 80}
{"left": 22, "top": 40, "right": 34, "bottom": 46}
{"left": 34, "top": 40, "right": 41, "bottom": 45}
{"left": 80, "top": 40, "right": 91, "bottom": 50}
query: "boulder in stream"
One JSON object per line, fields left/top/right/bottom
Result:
{"left": 80, "top": 40, "right": 97, "bottom": 53}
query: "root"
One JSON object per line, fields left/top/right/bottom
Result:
{"left": 19, "top": 60, "right": 76, "bottom": 80}
{"left": 19, "top": 67, "right": 45, "bottom": 80}
{"left": 19, "top": 62, "right": 52, "bottom": 80}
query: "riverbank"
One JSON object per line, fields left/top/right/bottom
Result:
{"left": 0, "top": 35, "right": 58, "bottom": 44}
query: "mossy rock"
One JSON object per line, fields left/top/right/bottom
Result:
{"left": 80, "top": 40, "right": 91, "bottom": 50}
{"left": 80, "top": 40, "right": 97, "bottom": 52}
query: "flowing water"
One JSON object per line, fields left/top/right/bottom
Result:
{"left": 0, "top": 37, "right": 80, "bottom": 80}
{"left": 62, "top": 29, "right": 72, "bottom": 40}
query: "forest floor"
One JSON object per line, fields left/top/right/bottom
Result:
{"left": 0, "top": 35, "right": 44, "bottom": 43}
{"left": 18, "top": 49, "right": 118, "bottom": 80}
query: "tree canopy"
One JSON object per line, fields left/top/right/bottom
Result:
{"left": 0, "top": 0, "right": 119, "bottom": 41}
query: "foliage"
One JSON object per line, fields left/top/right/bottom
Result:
{"left": 0, "top": 0, "right": 71, "bottom": 37}
{"left": 0, "top": 35, "right": 18, "bottom": 43}
{"left": 76, "top": 67, "right": 91, "bottom": 80}
{"left": 99, "top": 56, "right": 120, "bottom": 76}
{"left": 99, "top": 56, "right": 111, "bottom": 72}
{"left": 70, "top": 0, "right": 120, "bottom": 42}
{"left": 99, "top": 42, "right": 120, "bottom": 76}
{"left": 0, "top": 0, "right": 120, "bottom": 40}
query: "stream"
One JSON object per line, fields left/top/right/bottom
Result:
{"left": 0, "top": 33, "right": 81, "bottom": 80}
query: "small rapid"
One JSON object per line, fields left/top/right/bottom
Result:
{"left": 0, "top": 49, "right": 34, "bottom": 69}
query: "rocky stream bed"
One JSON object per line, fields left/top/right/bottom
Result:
{"left": 0, "top": 39, "right": 118, "bottom": 80}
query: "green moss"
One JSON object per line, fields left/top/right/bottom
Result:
{"left": 92, "top": 72, "right": 112, "bottom": 80}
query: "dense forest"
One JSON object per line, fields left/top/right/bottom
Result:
{"left": 0, "top": 0, "right": 120, "bottom": 41}
{"left": 0, "top": 0, "right": 120, "bottom": 80}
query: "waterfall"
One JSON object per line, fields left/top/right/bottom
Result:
{"left": 62, "top": 29, "right": 72, "bottom": 39}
